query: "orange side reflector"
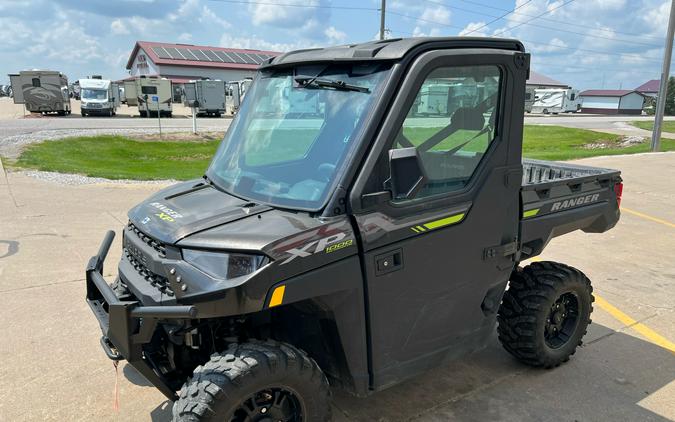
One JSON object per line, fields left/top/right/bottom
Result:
{"left": 269, "top": 285, "right": 286, "bottom": 308}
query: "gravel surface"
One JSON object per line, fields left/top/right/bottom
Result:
{"left": 15, "top": 169, "right": 177, "bottom": 186}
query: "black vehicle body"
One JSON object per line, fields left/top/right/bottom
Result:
{"left": 86, "top": 37, "right": 622, "bottom": 402}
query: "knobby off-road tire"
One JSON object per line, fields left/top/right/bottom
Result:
{"left": 497, "top": 261, "right": 593, "bottom": 368}
{"left": 172, "top": 340, "right": 331, "bottom": 422}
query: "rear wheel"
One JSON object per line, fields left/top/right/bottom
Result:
{"left": 497, "top": 261, "right": 593, "bottom": 368}
{"left": 172, "top": 341, "right": 331, "bottom": 422}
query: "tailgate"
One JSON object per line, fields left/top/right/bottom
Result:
{"left": 519, "top": 159, "right": 622, "bottom": 258}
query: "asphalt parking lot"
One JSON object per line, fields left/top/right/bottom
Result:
{"left": 0, "top": 152, "right": 674, "bottom": 421}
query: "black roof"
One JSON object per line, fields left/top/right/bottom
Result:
{"left": 262, "top": 37, "right": 525, "bottom": 68}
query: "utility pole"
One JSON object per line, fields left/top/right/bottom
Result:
{"left": 379, "top": 0, "right": 386, "bottom": 40}
{"left": 651, "top": 0, "right": 675, "bottom": 152}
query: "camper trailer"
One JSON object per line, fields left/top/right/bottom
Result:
{"left": 9, "top": 70, "right": 71, "bottom": 115}
{"left": 79, "top": 79, "right": 120, "bottom": 117}
{"left": 531, "top": 88, "right": 581, "bottom": 114}
{"left": 524, "top": 86, "right": 535, "bottom": 113}
{"left": 183, "top": 80, "right": 226, "bottom": 117}
{"left": 124, "top": 76, "right": 172, "bottom": 117}
{"left": 226, "top": 78, "right": 253, "bottom": 115}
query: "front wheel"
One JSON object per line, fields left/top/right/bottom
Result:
{"left": 497, "top": 261, "right": 593, "bottom": 368}
{"left": 172, "top": 340, "right": 331, "bottom": 422}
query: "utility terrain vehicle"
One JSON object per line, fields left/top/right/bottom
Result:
{"left": 86, "top": 37, "right": 622, "bottom": 421}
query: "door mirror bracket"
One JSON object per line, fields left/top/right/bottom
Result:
{"left": 385, "top": 147, "right": 427, "bottom": 201}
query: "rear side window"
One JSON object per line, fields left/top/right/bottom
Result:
{"left": 32, "top": 78, "right": 41, "bottom": 88}
{"left": 141, "top": 86, "right": 158, "bottom": 95}
{"left": 391, "top": 65, "right": 501, "bottom": 200}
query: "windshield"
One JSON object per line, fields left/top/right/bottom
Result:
{"left": 82, "top": 88, "right": 107, "bottom": 101}
{"left": 207, "top": 63, "right": 391, "bottom": 211}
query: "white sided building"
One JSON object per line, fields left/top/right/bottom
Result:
{"left": 124, "top": 41, "right": 279, "bottom": 101}
{"left": 579, "top": 90, "right": 645, "bottom": 115}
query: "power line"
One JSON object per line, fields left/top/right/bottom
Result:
{"left": 386, "top": 11, "right": 669, "bottom": 65}
{"left": 492, "top": 0, "right": 578, "bottom": 37}
{"left": 424, "top": 0, "right": 666, "bottom": 41}
{"left": 463, "top": 0, "right": 533, "bottom": 36}
{"left": 207, "top": 0, "right": 378, "bottom": 11}
{"left": 399, "top": 0, "right": 660, "bottom": 48}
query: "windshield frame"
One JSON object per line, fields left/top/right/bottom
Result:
{"left": 206, "top": 63, "right": 393, "bottom": 212}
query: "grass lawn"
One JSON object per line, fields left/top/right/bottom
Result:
{"left": 9, "top": 126, "right": 675, "bottom": 180}
{"left": 14, "top": 135, "right": 220, "bottom": 180}
{"left": 631, "top": 120, "right": 675, "bottom": 133}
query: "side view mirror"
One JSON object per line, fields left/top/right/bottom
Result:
{"left": 385, "top": 147, "right": 427, "bottom": 200}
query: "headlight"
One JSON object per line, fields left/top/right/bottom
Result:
{"left": 182, "top": 249, "right": 268, "bottom": 280}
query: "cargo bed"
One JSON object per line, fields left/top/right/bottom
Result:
{"left": 519, "top": 159, "right": 622, "bottom": 259}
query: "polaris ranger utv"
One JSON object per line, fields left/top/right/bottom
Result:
{"left": 86, "top": 37, "right": 622, "bottom": 421}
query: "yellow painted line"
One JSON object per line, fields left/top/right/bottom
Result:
{"left": 621, "top": 207, "right": 675, "bottom": 229}
{"left": 526, "top": 256, "right": 675, "bottom": 354}
{"left": 594, "top": 295, "right": 675, "bottom": 354}
{"left": 268, "top": 285, "right": 286, "bottom": 308}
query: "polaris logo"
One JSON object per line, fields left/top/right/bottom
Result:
{"left": 551, "top": 194, "right": 600, "bottom": 211}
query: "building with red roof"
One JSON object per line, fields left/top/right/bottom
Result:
{"left": 124, "top": 41, "right": 280, "bottom": 100}
{"left": 635, "top": 79, "right": 660, "bottom": 98}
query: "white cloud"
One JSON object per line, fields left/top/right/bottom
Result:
{"left": 178, "top": 32, "right": 193, "bottom": 42}
{"left": 459, "top": 22, "right": 488, "bottom": 37}
{"left": 220, "top": 33, "right": 317, "bottom": 53}
{"left": 420, "top": 6, "right": 450, "bottom": 25}
{"left": 411, "top": 26, "right": 442, "bottom": 37}
{"left": 110, "top": 19, "right": 129, "bottom": 35}
{"left": 529, "top": 37, "right": 568, "bottom": 53}
{"left": 324, "top": 26, "right": 346, "bottom": 44}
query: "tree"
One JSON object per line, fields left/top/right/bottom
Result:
{"left": 665, "top": 76, "right": 675, "bottom": 115}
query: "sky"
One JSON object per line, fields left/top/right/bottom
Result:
{"left": 0, "top": 0, "right": 672, "bottom": 90}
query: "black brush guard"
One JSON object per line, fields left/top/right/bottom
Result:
{"left": 85, "top": 230, "right": 198, "bottom": 400}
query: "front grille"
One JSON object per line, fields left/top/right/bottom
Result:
{"left": 125, "top": 250, "right": 175, "bottom": 297}
{"left": 127, "top": 222, "right": 166, "bottom": 257}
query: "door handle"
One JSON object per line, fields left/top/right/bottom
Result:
{"left": 375, "top": 249, "right": 403, "bottom": 276}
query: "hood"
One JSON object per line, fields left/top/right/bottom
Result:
{"left": 128, "top": 179, "right": 272, "bottom": 244}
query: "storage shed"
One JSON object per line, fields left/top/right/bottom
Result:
{"left": 579, "top": 90, "right": 645, "bottom": 115}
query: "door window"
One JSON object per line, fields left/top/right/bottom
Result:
{"left": 391, "top": 65, "right": 501, "bottom": 200}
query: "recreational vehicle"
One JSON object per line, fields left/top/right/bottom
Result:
{"left": 124, "top": 76, "right": 172, "bottom": 117}
{"left": 226, "top": 78, "right": 253, "bottom": 115}
{"left": 531, "top": 88, "right": 581, "bottom": 114}
{"left": 79, "top": 79, "right": 120, "bottom": 117}
{"left": 524, "top": 86, "right": 535, "bottom": 113}
{"left": 9, "top": 70, "right": 71, "bottom": 115}
{"left": 183, "top": 80, "right": 226, "bottom": 117}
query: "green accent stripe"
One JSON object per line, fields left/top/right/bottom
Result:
{"left": 411, "top": 227, "right": 420, "bottom": 233}
{"left": 423, "top": 213, "right": 465, "bottom": 230}
{"left": 416, "top": 225, "right": 426, "bottom": 232}
{"left": 523, "top": 208, "right": 540, "bottom": 218}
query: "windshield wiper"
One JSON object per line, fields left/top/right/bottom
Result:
{"left": 295, "top": 77, "right": 370, "bottom": 93}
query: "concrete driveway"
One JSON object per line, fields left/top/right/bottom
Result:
{"left": 0, "top": 153, "right": 674, "bottom": 421}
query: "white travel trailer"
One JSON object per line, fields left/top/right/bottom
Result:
{"left": 226, "top": 78, "right": 253, "bottom": 115}
{"left": 531, "top": 88, "right": 581, "bottom": 114}
{"left": 124, "top": 76, "right": 172, "bottom": 117}
{"left": 79, "top": 79, "right": 120, "bottom": 117}
{"left": 183, "top": 80, "right": 226, "bottom": 117}
{"left": 9, "top": 70, "right": 71, "bottom": 115}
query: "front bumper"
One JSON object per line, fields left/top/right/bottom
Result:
{"left": 85, "top": 230, "right": 197, "bottom": 400}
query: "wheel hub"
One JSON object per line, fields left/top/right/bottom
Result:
{"left": 544, "top": 292, "right": 580, "bottom": 349}
{"left": 231, "top": 387, "right": 303, "bottom": 422}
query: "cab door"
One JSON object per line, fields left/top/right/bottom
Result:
{"left": 349, "top": 49, "right": 527, "bottom": 389}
